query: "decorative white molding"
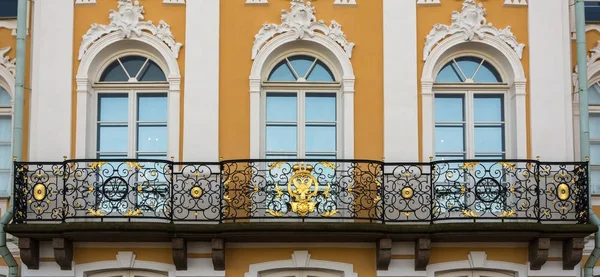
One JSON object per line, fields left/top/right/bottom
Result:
{"left": 78, "top": 0, "right": 183, "bottom": 61}
{"left": 0, "top": 47, "right": 16, "bottom": 76}
{"left": 572, "top": 41, "right": 600, "bottom": 93}
{"left": 116, "top": 251, "right": 136, "bottom": 268}
{"left": 503, "top": 0, "right": 527, "bottom": 6}
{"left": 423, "top": 0, "right": 525, "bottom": 61}
{"left": 252, "top": 0, "right": 355, "bottom": 60}
{"left": 334, "top": 0, "right": 357, "bottom": 6}
{"left": 75, "top": 257, "right": 176, "bottom": 277}
{"left": 246, "top": 0, "right": 268, "bottom": 4}
{"left": 245, "top": 250, "right": 357, "bottom": 277}
{"left": 467, "top": 251, "right": 487, "bottom": 268}
{"left": 417, "top": 0, "right": 441, "bottom": 5}
{"left": 163, "top": 0, "right": 185, "bottom": 4}
{"left": 75, "top": 0, "right": 96, "bottom": 4}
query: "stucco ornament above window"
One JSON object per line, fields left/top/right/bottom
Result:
{"left": 572, "top": 41, "right": 600, "bottom": 93}
{"left": 423, "top": 0, "right": 525, "bottom": 61}
{"left": 251, "top": 0, "right": 355, "bottom": 60}
{"left": 78, "top": 0, "right": 183, "bottom": 61}
{"left": 0, "top": 47, "right": 16, "bottom": 76}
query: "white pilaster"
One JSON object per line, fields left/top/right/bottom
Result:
{"left": 528, "top": 0, "right": 573, "bottom": 160}
{"left": 29, "top": 0, "right": 74, "bottom": 160}
{"left": 383, "top": 0, "right": 418, "bottom": 162}
{"left": 183, "top": 0, "right": 220, "bottom": 161}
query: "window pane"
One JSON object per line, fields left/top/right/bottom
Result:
{"left": 592, "top": 169, "right": 600, "bottom": 194}
{"left": 99, "top": 61, "right": 128, "bottom": 82}
{"left": 268, "top": 61, "right": 296, "bottom": 81}
{"left": 435, "top": 126, "right": 464, "bottom": 153}
{"left": 98, "top": 125, "right": 128, "bottom": 152}
{"left": 586, "top": 2, "right": 600, "bottom": 23}
{"left": 99, "top": 95, "right": 128, "bottom": 121}
{"left": 0, "top": 116, "right": 11, "bottom": 141}
{"left": 138, "top": 94, "right": 167, "bottom": 121}
{"left": 0, "top": 145, "right": 10, "bottom": 168}
{"left": 434, "top": 154, "right": 465, "bottom": 162}
{"left": 474, "top": 126, "right": 504, "bottom": 153}
{"left": 0, "top": 87, "right": 10, "bottom": 107}
{"left": 306, "top": 126, "right": 336, "bottom": 152}
{"left": 306, "top": 60, "right": 335, "bottom": 82}
{"left": 591, "top": 143, "right": 600, "bottom": 164}
{"left": 591, "top": 114, "right": 600, "bottom": 139}
{"left": 306, "top": 93, "right": 336, "bottom": 122}
{"left": 0, "top": 0, "right": 17, "bottom": 18}
{"left": 474, "top": 95, "right": 503, "bottom": 122}
{"left": 288, "top": 55, "right": 314, "bottom": 79}
{"left": 265, "top": 154, "right": 297, "bottom": 160}
{"left": 137, "top": 125, "right": 167, "bottom": 152}
{"left": 436, "top": 62, "right": 464, "bottom": 82}
{"left": 455, "top": 57, "right": 482, "bottom": 81}
{"left": 138, "top": 60, "right": 167, "bottom": 82}
{"left": 120, "top": 56, "right": 147, "bottom": 79}
{"left": 266, "top": 125, "right": 297, "bottom": 152}
{"left": 0, "top": 172, "right": 8, "bottom": 196}
{"left": 474, "top": 60, "right": 502, "bottom": 83}
{"left": 435, "top": 96, "right": 464, "bottom": 122}
{"left": 266, "top": 93, "right": 297, "bottom": 121}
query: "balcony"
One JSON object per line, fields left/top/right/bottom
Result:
{"left": 6, "top": 158, "right": 596, "bottom": 271}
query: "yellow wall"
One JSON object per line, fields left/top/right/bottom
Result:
{"left": 70, "top": 0, "right": 187, "bottom": 159}
{"left": 219, "top": 0, "right": 384, "bottom": 160}
{"left": 416, "top": 0, "right": 531, "bottom": 160}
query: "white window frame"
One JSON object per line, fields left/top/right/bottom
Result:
{"left": 432, "top": 88, "right": 509, "bottom": 160}
{"left": 587, "top": 79, "right": 600, "bottom": 195}
{"left": 260, "top": 53, "right": 343, "bottom": 159}
{"left": 90, "top": 53, "right": 171, "bottom": 159}
{"left": 0, "top": 82, "right": 12, "bottom": 197}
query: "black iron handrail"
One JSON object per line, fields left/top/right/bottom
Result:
{"left": 12, "top": 159, "right": 589, "bottom": 224}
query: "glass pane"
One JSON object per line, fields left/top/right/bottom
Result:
{"left": 138, "top": 94, "right": 167, "bottom": 121}
{"left": 0, "top": 172, "right": 8, "bottom": 195}
{"left": 306, "top": 93, "right": 336, "bottom": 121}
{"left": 590, "top": 83, "right": 600, "bottom": 105}
{"left": 266, "top": 93, "right": 297, "bottom": 121}
{"left": 435, "top": 126, "right": 464, "bottom": 153}
{"left": 434, "top": 154, "right": 465, "bottom": 162}
{"left": 435, "top": 96, "right": 464, "bottom": 122}
{"left": 137, "top": 125, "right": 167, "bottom": 152}
{"left": 591, "top": 114, "right": 600, "bottom": 139}
{"left": 474, "top": 95, "right": 503, "bottom": 122}
{"left": 306, "top": 60, "right": 335, "bottom": 82}
{"left": 435, "top": 62, "right": 464, "bottom": 82}
{"left": 0, "top": 116, "right": 11, "bottom": 141}
{"left": 119, "top": 56, "right": 147, "bottom": 79}
{"left": 138, "top": 60, "right": 167, "bottom": 82}
{"left": 288, "top": 55, "right": 315, "bottom": 79}
{"left": 474, "top": 126, "right": 504, "bottom": 153}
{"left": 266, "top": 125, "right": 297, "bottom": 152}
{"left": 268, "top": 60, "right": 296, "bottom": 81}
{"left": 98, "top": 95, "right": 128, "bottom": 121}
{"left": 99, "top": 60, "right": 128, "bottom": 82}
{"left": 98, "top": 125, "right": 128, "bottom": 152}
{"left": 306, "top": 126, "right": 336, "bottom": 152}
{"left": 592, "top": 169, "right": 600, "bottom": 194}
{"left": 0, "top": 145, "right": 10, "bottom": 168}
{"left": 0, "top": 87, "right": 10, "bottom": 107}
{"left": 265, "top": 154, "right": 297, "bottom": 160}
{"left": 591, "top": 143, "right": 600, "bottom": 164}
{"left": 454, "top": 57, "right": 482, "bottom": 81}
{"left": 305, "top": 154, "right": 337, "bottom": 160}
{"left": 474, "top": 60, "right": 502, "bottom": 83}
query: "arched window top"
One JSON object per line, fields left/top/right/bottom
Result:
{"left": 436, "top": 56, "right": 502, "bottom": 83}
{"left": 99, "top": 55, "right": 167, "bottom": 83}
{"left": 0, "top": 86, "right": 10, "bottom": 107}
{"left": 267, "top": 55, "right": 336, "bottom": 82}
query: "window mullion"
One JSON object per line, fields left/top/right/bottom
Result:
{"left": 298, "top": 90, "right": 305, "bottom": 159}
{"left": 466, "top": 91, "right": 475, "bottom": 159}
{"left": 129, "top": 90, "right": 136, "bottom": 159}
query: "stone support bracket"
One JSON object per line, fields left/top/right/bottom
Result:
{"left": 415, "top": 238, "right": 431, "bottom": 271}
{"left": 212, "top": 238, "right": 225, "bottom": 271}
{"left": 376, "top": 238, "right": 392, "bottom": 270}
{"left": 172, "top": 238, "right": 187, "bottom": 270}
{"left": 19, "top": 237, "right": 39, "bottom": 270}
{"left": 529, "top": 237, "right": 550, "bottom": 270}
{"left": 53, "top": 238, "right": 73, "bottom": 270}
{"left": 562, "top": 237, "right": 584, "bottom": 270}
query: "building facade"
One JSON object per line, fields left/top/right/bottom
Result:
{"left": 0, "top": 0, "right": 598, "bottom": 276}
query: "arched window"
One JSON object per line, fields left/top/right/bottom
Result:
{"left": 94, "top": 55, "right": 168, "bottom": 160}
{"left": 0, "top": 85, "right": 11, "bottom": 196}
{"left": 433, "top": 56, "right": 506, "bottom": 161}
{"left": 587, "top": 82, "right": 600, "bottom": 194}
{"left": 262, "top": 54, "right": 339, "bottom": 160}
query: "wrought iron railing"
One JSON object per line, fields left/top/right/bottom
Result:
{"left": 12, "top": 159, "right": 589, "bottom": 224}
